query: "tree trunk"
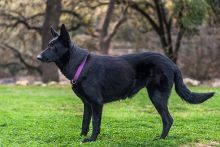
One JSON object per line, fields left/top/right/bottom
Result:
{"left": 100, "top": 39, "right": 111, "bottom": 54}
{"left": 40, "top": 0, "right": 61, "bottom": 83}
{"left": 100, "top": 0, "right": 116, "bottom": 54}
{"left": 129, "top": 0, "right": 184, "bottom": 64}
{"left": 164, "top": 46, "right": 178, "bottom": 64}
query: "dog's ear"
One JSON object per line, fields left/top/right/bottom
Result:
{"left": 59, "top": 24, "right": 71, "bottom": 47}
{"left": 50, "top": 26, "right": 59, "bottom": 37}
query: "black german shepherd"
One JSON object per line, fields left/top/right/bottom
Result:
{"left": 37, "top": 24, "right": 214, "bottom": 143}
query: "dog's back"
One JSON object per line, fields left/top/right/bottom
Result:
{"left": 120, "top": 52, "right": 176, "bottom": 83}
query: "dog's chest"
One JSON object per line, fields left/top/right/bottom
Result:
{"left": 71, "top": 84, "right": 92, "bottom": 103}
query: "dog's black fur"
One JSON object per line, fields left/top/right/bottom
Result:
{"left": 37, "top": 24, "right": 214, "bottom": 143}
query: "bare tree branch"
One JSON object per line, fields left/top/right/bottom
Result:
{"left": 0, "top": 9, "right": 84, "bottom": 33}
{"left": 107, "top": 6, "right": 128, "bottom": 42}
{"left": 174, "top": 3, "right": 185, "bottom": 54}
{"left": 0, "top": 11, "right": 42, "bottom": 33}
{"left": 128, "top": 1, "right": 160, "bottom": 35}
{"left": 101, "top": 0, "right": 116, "bottom": 41}
{"left": 61, "top": 10, "right": 81, "bottom": 19}
{"left": 153, "top": 0, "right": 168, "bottom": 48}
{"left": 0, "top": 43, "right": 42, "bottom": 75}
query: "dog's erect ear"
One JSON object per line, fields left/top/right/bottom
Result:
{"left": 59, "top": 24, "right": 71, "bottom": 47}
{"left": 50, "top": 26, "right": 59, "bottom": 37}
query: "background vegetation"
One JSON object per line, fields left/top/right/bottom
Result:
{"left": 0, "top": 0, "right": 219, "bottom": 82}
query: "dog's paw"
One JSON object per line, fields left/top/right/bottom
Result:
{"left": 82, "top": 138, "right": 95, "bottom": 143}
{"left": 80, "top": 132, "right": 88, "bottom": 136}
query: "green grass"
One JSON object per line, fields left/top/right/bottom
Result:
{"left": 0, "top": 85, "right": 219, "bottom": 146}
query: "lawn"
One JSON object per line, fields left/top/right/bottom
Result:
{"left": 0, "top": 85, "right": 219, "bottom": 147}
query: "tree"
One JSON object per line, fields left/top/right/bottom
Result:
{"left": 99, "top": 0, "right": 128, "bottom": 54}
{"left": 0, "top": 0, "right": 85, "bottom": 82}
{"left": 40, "top": 0, "right": 61, "bottom": 82}
{"left": 0, "top": 0, "right": 61, "bottom": 82}
{"left": 119, "top": 0, "right": 207, "bottom": 63}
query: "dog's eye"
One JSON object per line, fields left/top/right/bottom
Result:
{"left": 48, "top": 42, "right": 54, "bottom": 47}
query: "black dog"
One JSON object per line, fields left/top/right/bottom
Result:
{"left": 37, "top": 24, "right": 214, "bottom": 143}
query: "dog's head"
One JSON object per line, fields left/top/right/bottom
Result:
{"left": 37, "top": 24, "right": 71, "bottom": 62}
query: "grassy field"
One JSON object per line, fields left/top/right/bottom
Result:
{"left": 0, "top": 85, "right": 219, "bottom": 147}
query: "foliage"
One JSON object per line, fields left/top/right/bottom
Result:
{"left": 0, "top": 85, "right": 219, "bottom": 146}
{"left": 174, "top": 0, "right": 208, "bottom": 33}
{"left": 125, "top": 0, "right": 210, "bottom": 63}
{"left": 206, "top": 0, "right": 220, "bottom": 22}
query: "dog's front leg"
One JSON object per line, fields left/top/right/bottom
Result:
{"left": 80, "top": 102, "right": 92, "bottom": 136}
{"left": 82, "top": 103, "right": 103, "bottom": 143}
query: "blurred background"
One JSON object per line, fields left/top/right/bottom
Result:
{"left": 0, "top": 0, "right": 219, "bottom": 86}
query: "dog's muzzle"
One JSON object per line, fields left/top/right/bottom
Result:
{"left": 37, "top": 54, "right": 43, "bottom": 61}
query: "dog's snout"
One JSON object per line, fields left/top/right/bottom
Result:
{"left": 37, "top": 54, "right": 42, "bottom": 60}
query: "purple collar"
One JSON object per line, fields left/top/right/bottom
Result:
{"left": 71, "top": 54, "right": 89, "bottom": 84}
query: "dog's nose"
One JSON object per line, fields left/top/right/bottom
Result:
{"left": 37, "top": 54, "right": 42, "bottom": 60}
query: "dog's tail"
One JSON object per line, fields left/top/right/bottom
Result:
{"left": 174, "top": 68, "right": 214, "bottom": 104}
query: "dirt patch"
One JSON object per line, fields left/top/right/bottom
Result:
{"left": 181, "top": 141, "right": 219, "bottom": 147}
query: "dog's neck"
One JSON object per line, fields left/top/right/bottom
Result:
{"left": 55, "top": 44, "right": 89, "bottom": 80}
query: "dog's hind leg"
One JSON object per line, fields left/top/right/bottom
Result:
{"left": 80, "top": 102, "right": 92, "bottom": 136}
{"left": 146, "top": 83, "right": 173, "bottom": 139}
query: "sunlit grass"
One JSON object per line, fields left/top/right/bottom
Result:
{"left": 0, "top": 85, "right": 219, "bottom": 146}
